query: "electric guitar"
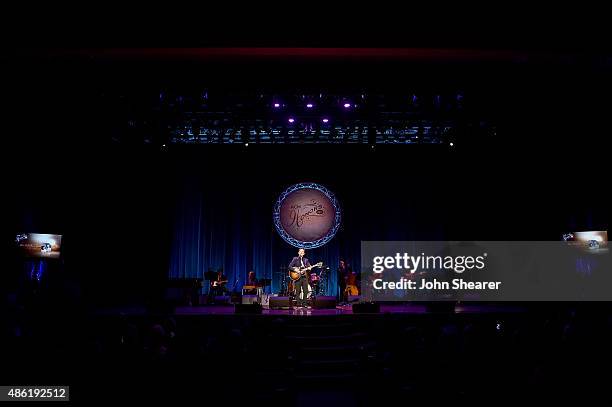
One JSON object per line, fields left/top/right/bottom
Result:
{"left": 289, "top": 262, "right": 323, "bottom": 281}
{"left": 212, "top": 279, "right": 228, "bottom": 287}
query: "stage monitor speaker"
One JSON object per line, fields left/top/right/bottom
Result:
{"left": 313, "top": 296, "right": 337, "bottom": 309}
{"left": 269, "top": 296, "right": 291, "bottom": 309}
{"left": 352, "top": 302, "right": 380, "bottom": 313}
{"left": 234, "top": 303, "right": 262, "bottom": 314}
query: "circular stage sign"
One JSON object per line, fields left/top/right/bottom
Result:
{"left": 273, "top": 183, "right": 341, "bottom": 249}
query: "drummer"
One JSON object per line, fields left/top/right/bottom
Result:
{"left": 309, "top": 269, "right": 320, "bottom": 296}
{"left": 309, "top": 271, "right": 320, "bottom": 284}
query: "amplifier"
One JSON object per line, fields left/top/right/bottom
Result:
{"left": 213, "top": 295, "right": 231, "bottom": 305}
{"left": 242, "top": 295, "right": 259, "bottom": 305}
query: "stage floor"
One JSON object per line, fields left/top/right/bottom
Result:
{"left": 172, "top": 303, "right": 527, "bottom": 316}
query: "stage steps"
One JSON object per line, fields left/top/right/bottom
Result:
{"left": 276, "top": 319, "right": 379, "bottom": 385}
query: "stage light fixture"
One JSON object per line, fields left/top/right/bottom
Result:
{"left": 306, "top": 103, "right": 313, "bottom": 108}
{"left": 288, "top": 118, "right": 295, "bottom": 123}
{"left": 273, "top": 103, "right": 280, "bottom": 108}
{"left": 343, "top": 103, "right": 351, "bottom": 108}
{"left": 449, "top": 142, "right": 454, "bottom": 147}
{"left": 322, "top": 118, "right": 329, "bottom": 123}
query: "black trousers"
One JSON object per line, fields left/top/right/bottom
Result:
{"left": 295, "top": 276, "right": 309, "bottom": 306}
{"left": 339, "top": 282, "right": 346, "bottom": 302}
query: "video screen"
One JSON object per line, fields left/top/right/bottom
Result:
{"left": 573, "top": 230, "right": 608, "bottom": 244}
{"left": 16, "top": 233, "right": 63, "bottom": 259}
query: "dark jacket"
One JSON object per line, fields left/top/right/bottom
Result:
{"left": 288, "top": 256, "right": 311, "bottom": 279}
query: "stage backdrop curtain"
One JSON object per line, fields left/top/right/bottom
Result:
{"left": 168, "top": 173, "right": 348, "bottom": 296}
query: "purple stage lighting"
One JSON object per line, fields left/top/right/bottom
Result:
{"left": 306, "top": 103, "right": 313, "bottom": 108}
{"left": 288, "top": 118, "right": 295, "bottom": 123}
{"left": 322, "top": 118, "right": 329, "bottom": 123}
{"left": 273, "top": 103, "right": 280, "bottom": 108}
{"left": 343, "top": 103, "right": 351, "bottom": 108}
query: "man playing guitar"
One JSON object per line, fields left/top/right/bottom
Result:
{"left": 288, "top": 248, "right": 320, "bottom": 309}
{"left": 210, "top": 269, "right": 228, "bottom": 297}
